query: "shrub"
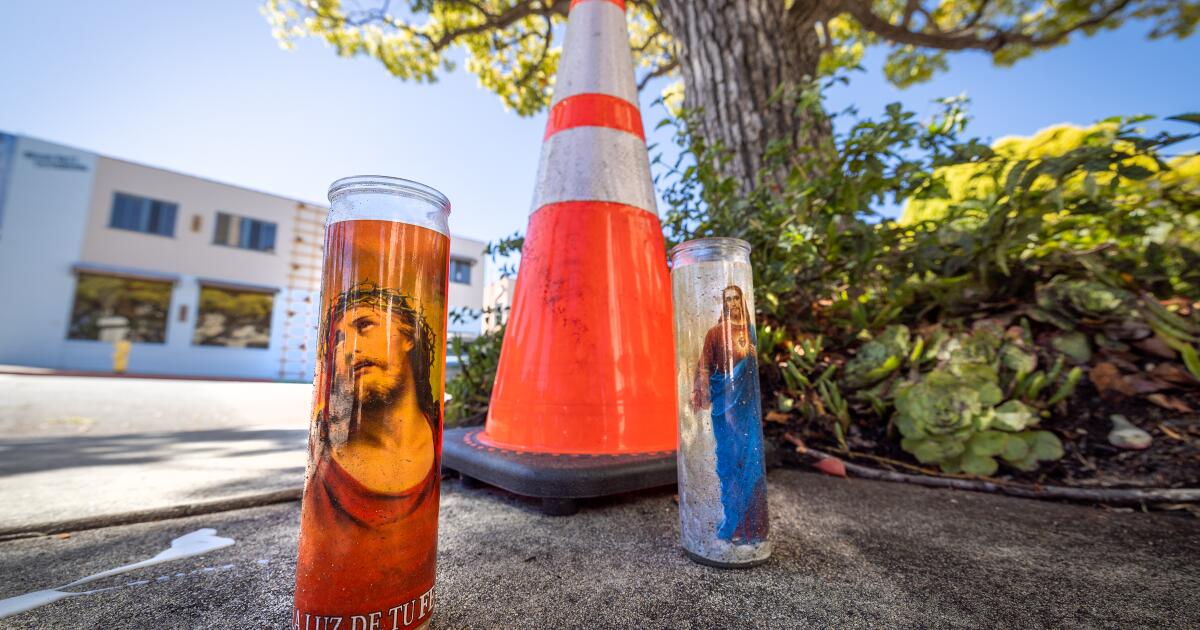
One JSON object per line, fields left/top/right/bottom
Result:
{"left": 658, "top": 79, "right": 1199, "bottom": 476}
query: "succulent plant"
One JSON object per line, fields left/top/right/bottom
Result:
{"left": 1032, "top": 276, "right": 1146, "bottom": 341}
{"left": 893, "top": 328, "right": 1066, "bottom": 476}
{"left": 894, "top": 366, "right": 1001, "bottom": 468}
{"left": 843, "top": 324, "right": 910, "bottom": 388}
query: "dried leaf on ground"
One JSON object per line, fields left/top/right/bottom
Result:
{"left": 1136, "top": 337, "right": 1178, "bottom": 360}
{"left": 1106, "top": 355, "right": 1142, "bottom": 373}
{"left": 1147, "top": 393, "right": 1194, "bottom": 413}
{"left": 765, "top": 411, "right": 791, "bottom": 424}
{"left": 1124, "top": 374, "right": 1173, "bottom": 395}
{"left": 1090, "top": 362, "right": 1134, "bottom": 397}
{"left": 812, "top": 457, "right": 847, "bottom": 478}
{"left": 1152, "top": 363, "right": 1197, "bottom": 386}
{"left": 1158, "top": 423, "right": 1185, "bottom": 440}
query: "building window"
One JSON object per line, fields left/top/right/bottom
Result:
{"left": 109, "top": 192, "right": 178, "bottom": 237}
{"left": 68, "top": 272, "right": 172, "bottom": 343}
{"left": 450, "top": 259, "right": 472, "bottom": 285}
{"left": 213, "top": 212, "right": 277, "bottom": 253}
{"left": 193, "top": 285, "right": 274, "bottom": 349}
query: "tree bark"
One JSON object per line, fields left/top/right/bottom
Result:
{"left": 657, "top": 0, "right": 834, "bottom": 192}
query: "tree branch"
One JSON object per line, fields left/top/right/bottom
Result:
{"left": 513, "top": 15, "right": 554, "bottom": 87}
{"left": 318, "top": 0, "right": 570, "bottom": 53}
{"left": 953, "top": 0, "right": 993, "bottom": 33}
{"left": 630, "top": 0, "right": 678, "bottom": 90}
{"left": 637, "top": 57, "right": 679, "bottom": 90}
{"left": 847, "top": 0, "right": 1135, "bottom": 53}
{"left": 901, "top": 0, "right": 920, "bottom": 28}
{"left": 429, "top": 0, "right": 568, "bottom": 51}
{"left": 782, "top": 435, "right": 1200, "bottom": 505}
{"left": 790, "top": 0, "right": 846, "bottom": 32}
{"left": 343, "top": 0, "right": 392, "bottom": 26}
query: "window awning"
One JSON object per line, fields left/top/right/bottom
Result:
{"left": 72, "top": 262, "right": 180, "bottom": 284}
{"left": 196, "top": 278, "right": 281, "bottom": 294}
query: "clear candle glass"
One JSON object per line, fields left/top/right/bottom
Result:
{"left": 669, "top": 237, "right": 771, "bottom": 568}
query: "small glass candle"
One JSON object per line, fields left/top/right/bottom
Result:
{"left": 669, "top": 237, "right": 771, "bottom": 568}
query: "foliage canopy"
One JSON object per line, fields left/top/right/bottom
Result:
{"left": 262, "top": 0, "right": 1199, "bottom": 115}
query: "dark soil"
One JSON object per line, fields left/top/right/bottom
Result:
{"left": 766, "top": 381, "right": 1200, "bottom": 490}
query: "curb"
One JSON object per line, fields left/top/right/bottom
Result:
{"left": 0, "top": 488, "right": 302, "bottom": 541}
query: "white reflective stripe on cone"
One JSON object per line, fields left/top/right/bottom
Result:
{"left": 550, "top": 0, "right": 638, "bottom": 107}
{"left": 531, "top": 126, "right": 657, "bottom": 215}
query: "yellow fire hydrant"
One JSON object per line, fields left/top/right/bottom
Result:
{"left": 112, "top": 339, "right": 131, "bottom": 374}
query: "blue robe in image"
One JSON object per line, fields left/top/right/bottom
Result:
{"left": 709, "top": 343, "right": 769, "bottom": 543}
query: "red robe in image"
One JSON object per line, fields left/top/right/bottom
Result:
{"left": 294, "top": 452, "right": 439, "bottom": 628}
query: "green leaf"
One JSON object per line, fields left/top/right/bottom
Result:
{"left": 1000, "top": 436, "right": 1030, "bottom": 463}
{"left": 904, "top": 438, "right": 942, "bottom": 464}
{"left": 939, "top": 458, "right": 964, "bottom": 474}
{"left": 1118, "top": 164, "right": 1154, "bottom": 181}
{"left": 1181, "top": 344, "right": 1200, "bottom": 381}
{"left": 968, "top": 430, "right": 1008, "bottom": 456}
{"left": 862, "top": 355, "right": 902, "bottom": 381}
{"left": 895, "top": 413, "right": 922, "bottom": 439}
{"left": 1045, "top": 367, "right": 1083, "bottom": 405}
{"left": 1141, "top": 296, "right": 1200, "bottom": 335}
{"left": 1051, "top": 331, "right": 1092, "bottom": 365}
{"left": 1166, "top": 113, "right": 1200, "bottom": 126}
{"left": 1022, "top": 430, "right": 1065, "bottom": 461}
{"left": 903, "top": 436, "right": 965, "bottom": 464}
{"left": 909, "top": 336, "right": 925, "bottom": 364}
{"left": 992, "top": 400, "right": 1037, "bottom": 432}
{"left": 1007, "top": 453, "right": 1041, "bottom": 472}
{"left": 978, "top": 382, "right": 1004, "bottom": 408}
{"left": 960, "top": 452, "right": 999, "bottom": 476}
{"left": 1024, "top": 372, "right": 1047, "bottom": 399}
{"left": 1004, "top": 160, "right": 1031, "bottom": 197}
{"left": 999, "top": 344, "right": 1037, "bottom": 375}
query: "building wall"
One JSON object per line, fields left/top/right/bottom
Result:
{"left": 0, "top": 136, "right": 97, "bottom": 370}
{"left": 81, "top": 156, "right": 296, "bottom": 287}
{"left": 65, "top": 156, "right": 303, "bottom": 378}
{"left": 482, "top": 276, "right": 514, "bottom": 332}
{"left": 0, "top": 132, "right": 488, "bottom": 381}
{"left": 448, "top": 237, "right": 487, "bottom": 337}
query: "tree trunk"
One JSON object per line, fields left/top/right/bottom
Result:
{"left": 657, "top": 0, "right": 834, "bottom": 192}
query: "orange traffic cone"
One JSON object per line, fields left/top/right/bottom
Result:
{"left": 443, "top": 0, "right": 677, "bottom": 514}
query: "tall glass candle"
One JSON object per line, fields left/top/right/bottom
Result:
{"left": 669, "top": 237, "right": 771, "bottom": 568}
{"left": 294, "top": 176, "right": 451, "bottom": 629}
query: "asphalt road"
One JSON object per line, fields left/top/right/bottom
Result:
{"left": 1, "top": 470, "right": 1197, "bottom": 629}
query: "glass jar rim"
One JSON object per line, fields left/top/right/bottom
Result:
{"left": 327, "top": 175, "right": 451, "bottom": 215}
{"left": 668, "top": 237, "right": 751, "bottom": 261}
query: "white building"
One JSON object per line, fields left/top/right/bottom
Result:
{"left": 0, "top": 132, "right": 485, "bottom": 381}
{"left": 482, "top": 276, "right": 514, "bottom": 332}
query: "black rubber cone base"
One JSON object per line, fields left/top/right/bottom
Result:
{"left": 442, "top": 427, "right": 677, "bottom": 516}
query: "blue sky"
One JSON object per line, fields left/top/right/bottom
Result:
{"left": 2, "top": 0, "right": 1197, "bottom": 252}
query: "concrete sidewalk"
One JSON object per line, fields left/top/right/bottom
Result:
{"left": 0, "top": 426, "right": 306, "bottom": 532}
{"left": 1, "top": 470, "right": 1196, "bottom": 628}
{"left": 0, "top": 373, "right": 310, "bottom": 533}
